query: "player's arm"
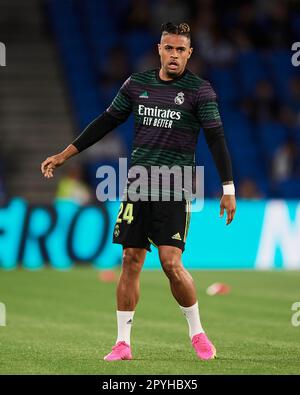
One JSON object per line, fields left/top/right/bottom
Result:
{"left": 41, "top": 113, "right": 123, "bottom": 178}
{"left": 41, "top": 77, "right": 133, "bottom": 179}
{"left": 204, "top": 124, "right": 236, "bottom": 225}
{"left": 196, "top": 81, "right": 236, "bottom": 225}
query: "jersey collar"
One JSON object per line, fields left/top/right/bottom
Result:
{"left": 155, "top": 68, "right": 188, "bottom": 84}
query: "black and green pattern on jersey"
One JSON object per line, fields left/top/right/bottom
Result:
{"left": 107, "top": 68, "right": 223, "bottom": 168}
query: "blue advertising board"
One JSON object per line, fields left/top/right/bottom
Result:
{"left": 0, "top": 198, "right": 299, "bottom": 270}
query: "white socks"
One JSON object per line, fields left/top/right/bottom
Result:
{"left": 115, "top": 303, "right": 203, "bottom": 345}
{"left": 116, "top": 310, "right": 135, "bottom": 345}
{"left": 180, "top": 301, "right": 204, "bottom": 339}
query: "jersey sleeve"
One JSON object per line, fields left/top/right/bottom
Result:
{"left": 195, "top": 80, "right": 222, "bottom": 129}
{"left": 106, "top": 76, "right": 133, "bottom": 122}
{"left": 195, "top": 81, "right": 233, "bottom": 183}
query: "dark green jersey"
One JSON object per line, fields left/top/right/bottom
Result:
{"left": 72, "top": 67, "right": 232, "bottom": 200}
{"left": 106, "top": 68, "right": 223, "bottom": 168}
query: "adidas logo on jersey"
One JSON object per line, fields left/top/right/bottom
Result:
{"left": 139, "top": 91, "right": 149, "bottom": 98}
{"left": 171, "top": 233, "right": 182, "bottom": 241}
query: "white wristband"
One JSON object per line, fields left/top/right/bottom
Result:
{"left": 223, "top": 183, "right": 235, "bottom": 195}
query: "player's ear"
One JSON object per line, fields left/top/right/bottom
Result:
{"left": 158, "top": 43, "right": 162, "bottom": 55}
{"left": 187, "top": 47, "right": 193, "bottom": 59}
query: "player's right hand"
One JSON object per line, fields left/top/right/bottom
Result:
{"left": 41, "top": 154, "right": 65, "bottom": 178}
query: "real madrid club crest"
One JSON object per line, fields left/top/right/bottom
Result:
{"left": 114, "top": 224, "right": 120, "bottom": 237}
{"left": 174, "top": 92, "right": 184, "bottom": 105}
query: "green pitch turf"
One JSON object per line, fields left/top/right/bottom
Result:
{"left": 0, "top": 267, "right": 300, "bottom": 375}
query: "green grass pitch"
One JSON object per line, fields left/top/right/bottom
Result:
{"left": 0, "top": 268, "right": 300, "bottom": 375}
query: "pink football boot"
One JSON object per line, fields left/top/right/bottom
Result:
{"left": 192, "top": 333, "right": 217, "bottom": 360}
{"left": 104, "top": 341, "right": 132, "bottom": 361}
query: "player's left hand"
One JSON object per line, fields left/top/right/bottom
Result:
{"left": 220, "top": 195, "right": 236, "bottom": 225}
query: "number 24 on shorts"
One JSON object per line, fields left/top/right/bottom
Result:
{"left": 117, "top": 203, "right": 134, "bottom": 224}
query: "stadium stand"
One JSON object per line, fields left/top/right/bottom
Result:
{"left": 0, "top": 0, "right": 74, "bottom": 202}
{"left": 45, "top": 0, "right": 300, "bottom": 198}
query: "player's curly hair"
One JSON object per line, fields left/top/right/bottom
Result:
{"left": 161, "top": 22, "right": 191, "bottom": 43}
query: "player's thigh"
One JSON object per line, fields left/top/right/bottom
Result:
{"left": 113, "top": 201, "right": 151, "bottom": 251}
{"left": 149, "top": 200, "right": 191, "bottom": 251}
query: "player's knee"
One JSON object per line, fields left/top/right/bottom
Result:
{"left": 122, "top": 249, "right": 144, "bottom": 275}
{"left": 160, "top": 254, "right": 182, "bottom": 279}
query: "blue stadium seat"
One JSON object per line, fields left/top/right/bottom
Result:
{"left": 79, "top": 0, "right": 120, "bottom": 66}
{"left": 257, "top": 121, "right": 288, "bottom": 159}
{"left": 276, "top": 179, "right": 300, "bottom": 199}
{"left": 263, "top": 50, "right": 298, "bottom": 103}
{"left": 292, "top": 126, "right": 300, "bottom": 146}
{"left": 235, "top": 51, "right": 267, "bottom": 97}
{"left": 209, "top": 67, "right": 239, "bottom": 105}
{"left": 292, "top": 13, "right": 300, "bottom": 36}
{"left": 47, "top": 0, "right": 103, "bottom": 129}
{"left": 123, "top": 30, "right": 155, "bottom": 65}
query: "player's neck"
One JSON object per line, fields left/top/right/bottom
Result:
{"left": 159, "top": 67, "right": 185, "bottom": 81}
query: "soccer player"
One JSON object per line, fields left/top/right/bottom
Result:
{"left": 41, "top": 22, "right": 236, "bottom": 361}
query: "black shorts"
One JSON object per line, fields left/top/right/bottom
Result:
{"left": 112, "top": 200, "right": 191, "bottom": 252}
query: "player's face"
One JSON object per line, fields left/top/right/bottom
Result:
{"left": 158, "top": 34, "right": 193, "bottom": 79}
